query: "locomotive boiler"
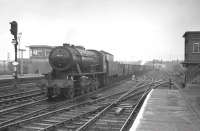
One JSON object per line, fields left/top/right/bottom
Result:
{"left": 49, "top": 44, "right": 102, "bottom": 72}
{"left": 42, "top": 44, "right": 107, "bottom": 99}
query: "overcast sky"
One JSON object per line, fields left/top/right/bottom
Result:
{"left": 0, "top": 0, "right": 200, "bottom": 62}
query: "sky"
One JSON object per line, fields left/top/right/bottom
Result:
{"left": 0, "top": 0, "right": 200, "bottom": 62}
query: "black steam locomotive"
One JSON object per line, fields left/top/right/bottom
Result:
{"left": 40, "top": 43, "right": 136, "bottom": 99}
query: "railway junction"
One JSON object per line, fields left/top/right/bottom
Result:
{"left": 0, "top": 21, "right": 199, "bottom": 131}
{"left": 0, "top": 74, "right": 166, "bottom": 131}
{"left": 0, "top": 36, "right": 199, "bottom": 131}
{"left": 0, "top": 68, "right": 199, "bottom": 131}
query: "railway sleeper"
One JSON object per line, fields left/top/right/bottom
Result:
{"left": 89, "top": 126, "right": 121, "bottom": 131}
{"left": 92, "top": 123, "right": 123, "bottom": 130}
{"left": 2, "top": 80, "right": 145, "bottom": 131}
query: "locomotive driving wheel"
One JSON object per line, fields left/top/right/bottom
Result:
{"left": 81, "top": 89, "right": 85, "bottom": 95}
{"left": 84, "top": 88, "right": 88, "bottom": 94}
{"left": 62, "top": 88, "right": 74, "bottom": 99}
{"left": 89, "top": 85, "right": 93, "bottom": 92}
{"left": 67, "top": 88, "right": 74, "bottom": 99}
{"left": 47, "top": 87, "right": 54, "bottom": 100}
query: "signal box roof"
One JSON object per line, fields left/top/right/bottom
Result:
{"left": 28, "top": 45, "right": 54, "bottom": 48}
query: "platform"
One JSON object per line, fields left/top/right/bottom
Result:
{"left": 130, "top": 88, "right": 200, "bottom": 131}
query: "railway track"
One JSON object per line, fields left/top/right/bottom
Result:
{"left": 0, "top": 80, "right": 159, "bottom": 131}
{"left": 0, "top": 89, "right": 45, "bottom": 109}
{"left": 0, "top": 79, "right": 138, "bottom": 128}
{"left": 0, "top": 82, "right": 37, "bottom": 96}
{"left": 65, "top": 86, "right": 148, "bottom": 131}
{"left": 0, "top": 75, "right": 43, "bottom": 88}
{"left": 71, "top": 83, "right": 162, "bottom": 131}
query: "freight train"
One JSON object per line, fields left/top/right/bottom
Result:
{"left": 39, "top": 43, "right": 138, "bottom": 99}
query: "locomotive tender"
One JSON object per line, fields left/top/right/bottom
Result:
{"left": 41, "top": 43, "right": 136, "bottom": 99}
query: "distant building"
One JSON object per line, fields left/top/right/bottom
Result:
{"left": 182, "top": 31, "right": 200, "bottom": 83}
{"left": 27, "top": 45, "right": 53, "bottom": 74}
{"left": 0, "top": 60, "right": 12, "bottom": 75}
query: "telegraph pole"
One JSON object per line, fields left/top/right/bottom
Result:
{"left": 10, "top": 21, "right": 18, "bottom": 84}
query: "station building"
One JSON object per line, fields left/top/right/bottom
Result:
{"left": 182, "top": 31, "right": 200, "bottom": 83}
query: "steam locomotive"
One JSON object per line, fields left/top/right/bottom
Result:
{"left": 40, "top": 43, "right": 137, "bottom": 99}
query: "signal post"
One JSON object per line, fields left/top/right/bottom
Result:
{"left": 10, "top": 21, "right": 18, "bottom": 86}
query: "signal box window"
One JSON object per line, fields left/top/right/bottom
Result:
{"left": 32, "top": 49, "right": 45, "bottom": 57}
{"left": 193, "top": 43, "right": 200, "bottom": 53}
{"left": 45, "top": 50, "right": 51, "bottom": 57}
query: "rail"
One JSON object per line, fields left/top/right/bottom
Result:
{"left": 120, "top": 81, "right": 166, "bottom": 131}
{"left": 0, "top": 80, "right": 149, "bottom": 130}
{"left": 76, "top": 81, "right": 158, "bottom": 131}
